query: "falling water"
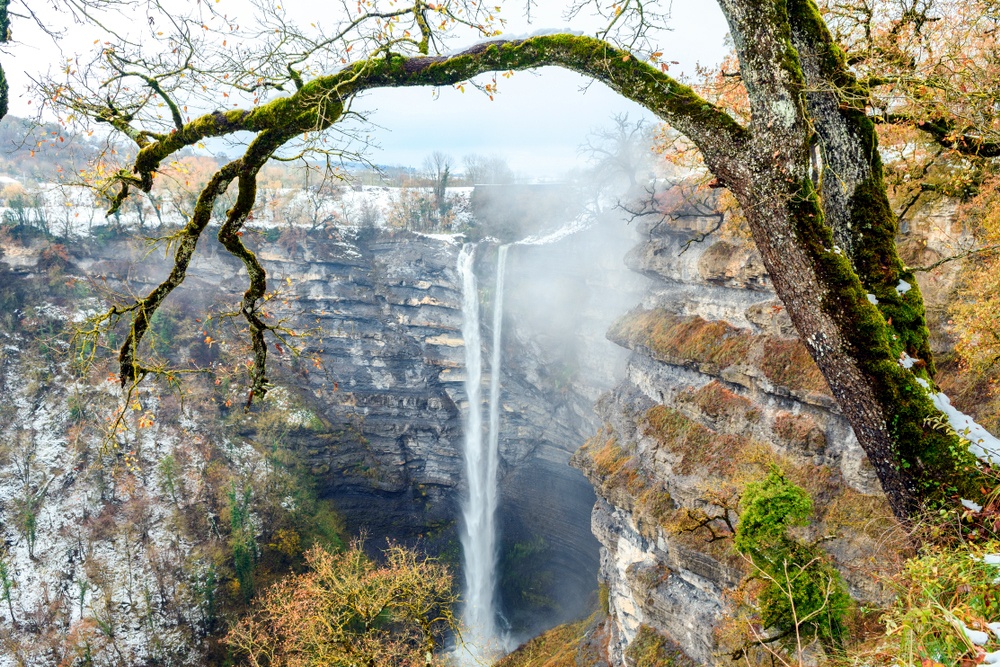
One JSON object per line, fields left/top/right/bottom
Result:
{"left": 486, "top": 245, "right": 509, "bottom": 551}
{"left": 456, "top": 243, "right": 510, "bottom": 664}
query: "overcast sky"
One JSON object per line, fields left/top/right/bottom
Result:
{"left": 5, "top": 1, "right": 729, "bottom": 178}
{"left": 355, "top": 2, "right": 729, "bottom": 176}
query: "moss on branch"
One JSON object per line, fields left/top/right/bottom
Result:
{"left": 787, "top": 0, "right": 935, "bottom": 371}
{"left": 123, "top": 34, "right": 747, "bottom": 201}
{"left": 785, "top": 175, "right": 982, "bottom": 513}
{"left": 109, "top": 33, "right": 752, "bottom": 409}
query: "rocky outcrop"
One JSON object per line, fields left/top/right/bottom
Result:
{"left": 572, "top": 195, "right": 927, "bottom": 664}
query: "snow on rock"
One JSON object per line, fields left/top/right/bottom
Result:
{"left": 414, "top": 231, "right": 464, "bottom": 245}
{"left": 896, "top": 279, "right": 912, "bottom": 295}
{"left": 0, "top": 303, "right": 302, "bottom": 666}
{"left": 515, "top": 214, "right": 592, "bottom": 246}
{"left": 0, "top": 182, "right": 475, "bottom": 240}
{"left": 963, "top": 623, "right": 990, "bottom": 646}
{"left": 914, "top": 378, "right": 1000, "bottom": 464}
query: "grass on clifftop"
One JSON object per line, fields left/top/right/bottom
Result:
{"left": 609, "top": 309, "right": 829, "bottom": 395}
{"left": 494, "top": 613, "right": 599, "bottom": 667}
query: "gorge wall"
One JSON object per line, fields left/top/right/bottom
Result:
{"left": 570, "top": 190, "right": 972, "bottom": 664}
{"left": 0, "top": 202, "right": 645, "bottom": 663}
{"left": 0, "top": 176, "right": 974, "bottom": 666}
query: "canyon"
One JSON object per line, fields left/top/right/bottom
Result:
{"left": 0, "top": 181, "right": 979, "bottom": 665}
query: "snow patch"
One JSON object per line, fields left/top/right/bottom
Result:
{"left": 516, "top": 215, "right": 592, "bottom": 246}
{"left": 963, "top": 623, "right": 990, "bottom": 646}
{"left": 414, "top": 232, "right": 463, "bottom": 245}
{"left": 913, "top": 378, "right": 1000, "bottom": 464}
{"left": 962, "top": 498, "right": 984, "bottom": 513}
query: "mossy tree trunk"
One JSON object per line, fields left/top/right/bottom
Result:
{"left": 0, "top": 0, "right": 9, "bottom": 121}
{"left": 86, "top": 0, "right": 984, "bottom": 521}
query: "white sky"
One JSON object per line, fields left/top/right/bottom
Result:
{"left": 4, "top": 0, "right": 729, "bottom": 178}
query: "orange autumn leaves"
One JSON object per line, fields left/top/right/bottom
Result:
{"left": 225, "top": 540, "right": 459, "bottom": 667}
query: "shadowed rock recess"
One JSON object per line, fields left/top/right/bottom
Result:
{"left": 568, "top": 187, "right": 968, "bottom": 664}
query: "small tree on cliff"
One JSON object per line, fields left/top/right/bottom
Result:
{"left": 40, "top": 0, "right": 1000, "bottom": 522}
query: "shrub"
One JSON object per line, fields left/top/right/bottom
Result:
{"left": 225, "top": 540, "right": 458, "bottom": 667}
{"left": 734, "top": 467, "right": 851, "bottom": 654}
{"left": 625, "top": 625, "right": 698, "bottom": 667}
{"left": 882, "top": 539, "right": 1000, "bottom": 666}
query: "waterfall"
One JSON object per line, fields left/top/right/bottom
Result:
{"left": 456, "top": 243, "right": 510, "bottom": 664}
{"left": 486, "top": 244, "right": 509, "bottom": 550}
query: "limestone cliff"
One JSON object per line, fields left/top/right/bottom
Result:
{"left": 0, "top": 215, "right": 636, "bottom": 662}
{"left": 569, "top": 189, "right": 968, "bottom": 664}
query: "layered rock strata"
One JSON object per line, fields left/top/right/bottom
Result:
{"left": 1, "top": 218, "right": 634, "bottom": 648}
{"left": 570, "top": 194, "right": 956, "bottom": 664}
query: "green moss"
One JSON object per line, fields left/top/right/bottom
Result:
{"left": 773, "top": 0, "right": 986, "bottom": 514}
{"left": 847, "top": 179, "right": 935, "bottom": 372}
{"left": 599, "top": 582, "right": 610, "bottom": 616}
{"left": 625, "top": 625, "right": 698, "bottom": 667}
{"left": 787, "top": 173, "right": 984, "bottom": 511}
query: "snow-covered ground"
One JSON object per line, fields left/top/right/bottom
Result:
{"left": 0, "top": 180, "right": 475, "bottom": 240}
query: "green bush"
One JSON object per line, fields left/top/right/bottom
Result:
{"left": 735, "top": 466, "right": 851, "bottom": 650}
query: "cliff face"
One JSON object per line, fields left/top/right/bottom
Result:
{"left": 248, "top": 230, "right": 612, "bottom": 624}
{"left": 569, "top": 192, "right": 958, "bottom": 664}
{"left": 0, "top": 216, "right": 631, "bottom": 663}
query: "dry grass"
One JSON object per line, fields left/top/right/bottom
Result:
{"left": 494, "top": 615, "right": 597, "bottom": 667}
{"left": 609, "top": 309, "right": 830, "bottom": 396}
{"left": 574, "top": 427, "right": 674, "bottom": 537}
{"left": 643, "top": 405, "right": 750, "bottom": 476}
{"left": 773, "top": 412, "right": 826, "bottom": 451}
{"left": 680, "top": 380, "right": 759, "bottom": 424}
